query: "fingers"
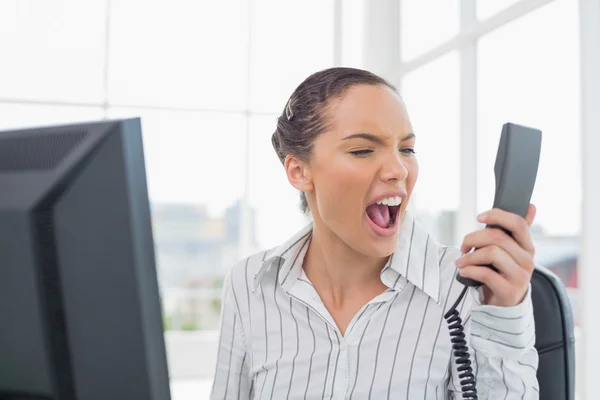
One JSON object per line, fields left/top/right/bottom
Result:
{"left": 458, "top": 265, "right": 512, "bottom": 297}
{"left": 456, "top": 245, "right": 532, "bottom": 283}
{"left": 459, "top": 204, "right": 537, "bottom": 307}
{"left": 459, "top": 227, "right": 534, "bottom": 270}
{"left": 476, "top": 205, "right": 536, "bottom": 254}
{"left": 525, "top": 203, "right": 537, "bottom": 226}
{"left": 458, "top": 265, "right": 528, "bottom": 306}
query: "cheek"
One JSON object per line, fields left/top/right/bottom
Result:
{"left": 314, "top": 159, "right": 369, "bottom": 211}
{"left": 322, "top": 163, "right": 365, "bottom": 198}
{"left": 406, "top": 158, "right": 419, "bottom": 191}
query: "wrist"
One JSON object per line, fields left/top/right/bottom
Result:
{"left": 481, "top": 286, "right": 528, "bottom": 307}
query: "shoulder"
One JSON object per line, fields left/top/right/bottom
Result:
{"left": 224, "top": 247, "right": 277, "bottom": 293}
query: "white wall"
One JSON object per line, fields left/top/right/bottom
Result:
{"left": 578, "top": 0, "right": 600, "bottom": 397}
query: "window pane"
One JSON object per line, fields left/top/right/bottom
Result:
{"left": 248, "top": 115, "right": 310, "bottom": 249}
{"left": 477, "top": 0, "right": 579, "bottom": 299}
{"left": 401, "top": 51, "right": 460, "bottom": 245}
{"left": 108, "top": 108, "right": 247, "bottom": 215}
{"left": 0, "top": 0, "right": 107, "bottom": 103}
{"left": 0, "top": 104, "right": 104, "bottom": 131}
{"left": 249, "top": 0, "right": 335, "bottom": 113}
{"left": 477, "top": 0, "right": 579, "bottom": 235}
{"left": 477, "top": 0, "right": 522, "bottom": 20}
{"left": 108, "top": 1, "right": 248, "bottom": 110}
{"left": 107, "top": 108, "right": 247, "bottom": 332}
{"left": 401, "top": 0, "right": 459, "bottom": 62}
{"left": 341, "top": 0, "right": 365, "bottom": 67}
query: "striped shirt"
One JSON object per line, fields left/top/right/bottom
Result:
{"left": 211, "top": 212, "right": 539, "bottom": 399}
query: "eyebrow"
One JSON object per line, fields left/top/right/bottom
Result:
{"left": 342, "top": 132, "right": 415, "bottom": 143}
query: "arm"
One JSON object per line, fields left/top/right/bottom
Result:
{"left": 210, "top": 273, "right": 252, "bottom": 400}
{"left": 471, "top": 285, "right": 539, "bottom": 398}
{"left": 449, "top": 205, "right": 541, "bottom": 398}
{"left": 448, "top": 286, "right": 539, "bottom": 400}
{"left": 447, "top": 286, "right": 539, "bottom": 399}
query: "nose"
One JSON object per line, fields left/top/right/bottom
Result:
{"left": 379, "top": 151, "right": 409, "bottom": 182}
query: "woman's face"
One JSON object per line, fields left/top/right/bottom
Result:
{"left": 300, "top": 84, "right": 418, "bottom": 258}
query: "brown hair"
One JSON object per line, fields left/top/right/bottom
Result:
{"left": 271, "top": 67, "right": 397, "bottom": 214}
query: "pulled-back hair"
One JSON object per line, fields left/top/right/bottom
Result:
{"left": 271, "top": 67, "right": 397, "bottom": 214}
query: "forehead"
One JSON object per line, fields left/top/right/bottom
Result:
{"left": 325, "top": 84, "right": 413, "bottom": 138}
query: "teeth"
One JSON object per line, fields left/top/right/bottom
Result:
{"left": 376, "top": 196, "right": 402, "bottom": 206}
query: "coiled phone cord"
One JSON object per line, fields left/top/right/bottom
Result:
{"left": 444, "top": 285, "right": 478, "bottom": 399}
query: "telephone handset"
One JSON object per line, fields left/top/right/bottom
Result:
{"left": 457, "top": 122, "right": 542, "bottom": 287}
{"left": 444, "top": 123, "right": 542, "bottom": 399}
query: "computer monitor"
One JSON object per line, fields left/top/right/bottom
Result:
{"left": 0, "top": 118, "right": 171, "bottom": 400}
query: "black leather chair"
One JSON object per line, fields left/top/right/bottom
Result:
{"left": 531, "top": 266, "right": 576, "bottom": 399}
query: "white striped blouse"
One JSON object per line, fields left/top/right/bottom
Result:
{"left": 210, "top": 212, "right": 539, "bottom": 399}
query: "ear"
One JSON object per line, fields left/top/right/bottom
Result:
{"left": 284, "top": 155, "right": 313, "bottom": 193}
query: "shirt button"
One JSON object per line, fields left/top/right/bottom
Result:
{"left": 340, "top": 341, "right": 347, "bottom": 351}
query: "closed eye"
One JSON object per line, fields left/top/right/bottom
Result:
{"left": 351, "top": 148, "right": 415, "bottom": 157}
{"left": 350, "top": 149, "right": 373, "bottom": 157}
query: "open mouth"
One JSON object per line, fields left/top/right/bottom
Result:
{"left": 366, "top": 196, "right": 402, "bottom": 229}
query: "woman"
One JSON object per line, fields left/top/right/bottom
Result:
{"left": 211, "top": 68, "right": 539, "bottom": 399}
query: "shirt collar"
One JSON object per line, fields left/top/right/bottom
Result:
{"left": 382, "top": 211, "right": 441, "bottom": 304}
{"left": 253, "top": 223, "right": 313, "bottom": 293}
{"left": 253, "top": 211, "right": 442, "bottom": 304}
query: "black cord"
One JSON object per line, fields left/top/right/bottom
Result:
{"left": 444, "top": 285, "right": 478, "bottom": 399}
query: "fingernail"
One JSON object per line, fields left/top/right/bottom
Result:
{"left": 477, "top": 212, "right": 488, "bottom": 222}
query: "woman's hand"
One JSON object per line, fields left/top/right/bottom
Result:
{"left": 455, "top": 204, "right": 537, "bottom": 307}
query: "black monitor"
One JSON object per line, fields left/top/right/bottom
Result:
{"left": 0, "top": 118, "right": 171, "bottom": 400}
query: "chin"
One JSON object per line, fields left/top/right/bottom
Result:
{"left": 345, "top": 216, "right": 399, "bottom": 258}
{"left": 362, "top": 238, "right": 397, "bottom": 258}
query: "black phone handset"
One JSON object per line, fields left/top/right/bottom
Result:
{"left": 444, "top": 123, "right": 542, "bottom": 399}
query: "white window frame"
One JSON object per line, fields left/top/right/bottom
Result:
{"left": 356, "top": 0, "right": 597, "bottom": 397}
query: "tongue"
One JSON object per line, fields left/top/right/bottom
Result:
{"left": 366, "top": 204, "right": 391, "bottom": 229}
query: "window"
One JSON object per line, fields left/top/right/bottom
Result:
{"left": 249, "top": 0, "right": 335, "bottom": 113}
{"left": 477, "top": 0, "right": 523, "bottom": 20}
{"left": 0, "top": 0, "right": 590, "bottom": 395}
{"left": 341, "top": 0, "right": 365, "bottom": 67}
{"left": 0, "top": 104, "right": 104, "bottom": 131}
{"left": 401, "top": 51, "right": 461, "bottom": 245}
{"left": 400, "top": 0, "right": 459, "bottom": 62}
{"left": 0, "top": 0, "right": 107, "bottom": 103}
{"left": 477, "top": 0, "right": 580, "bottom": 237}
{"left": 108, "top": 108, "right": 247, "bottom": 214}
{"left": 108, "top": 108, "right": 247, "bottom": 336}
{"left": 108, "top": 0, "right": 249, "bottom": 111}
{"left": 248, "top": 115, "right": 310, "bottom": 249}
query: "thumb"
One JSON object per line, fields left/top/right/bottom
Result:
{"left": 525, "top": 203, "right": 537, "bottom": 227}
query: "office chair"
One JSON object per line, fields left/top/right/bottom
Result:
{"left": 531, "top": 265, "right": 576, "bottom": 400}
